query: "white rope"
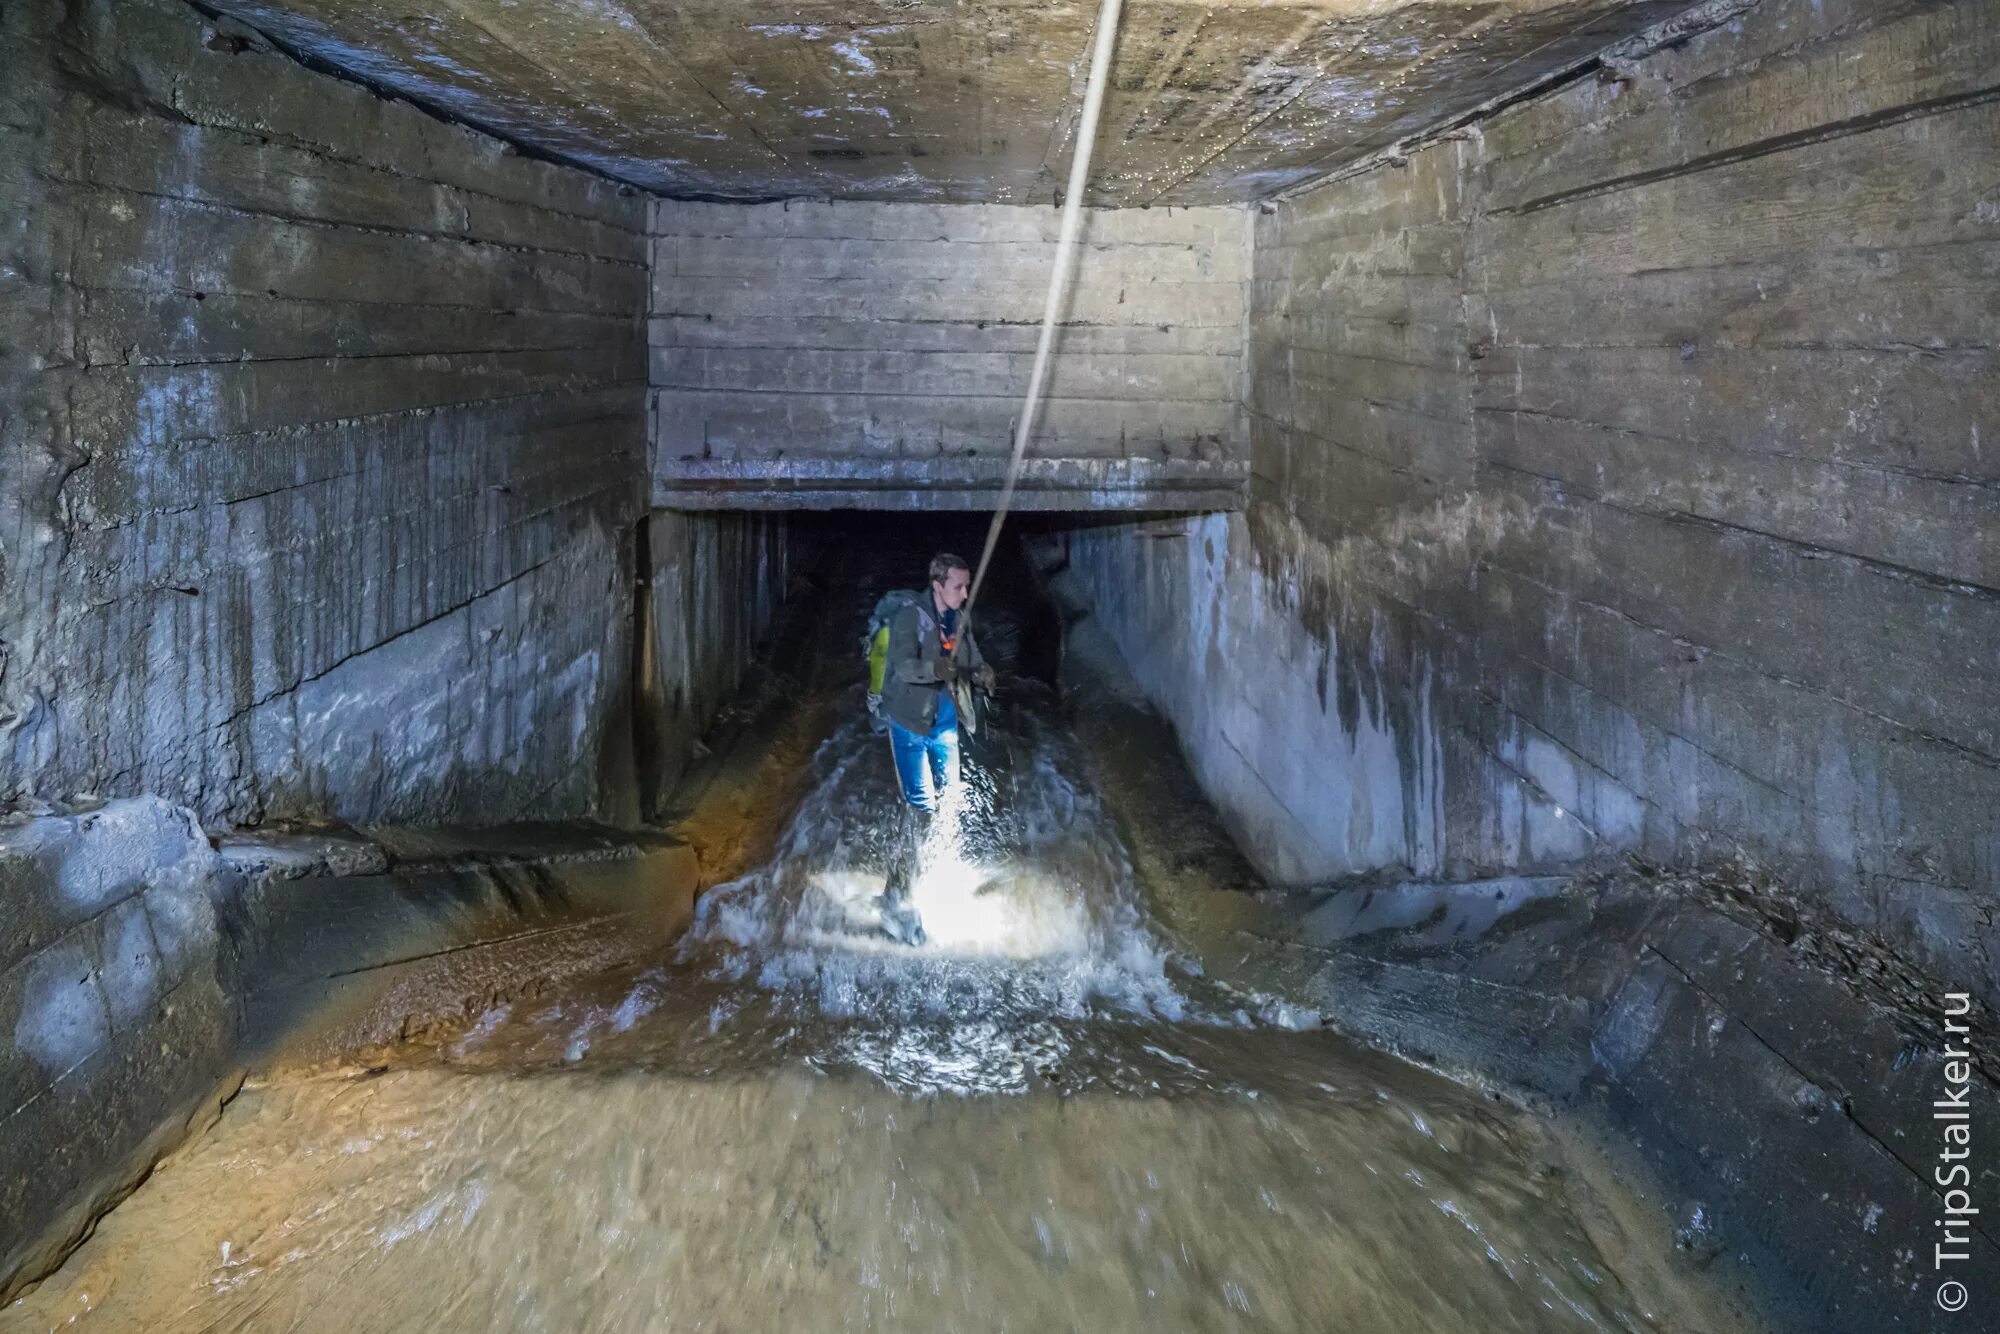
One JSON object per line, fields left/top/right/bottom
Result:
{"left": 965, "top": 0, "right": 1125, "bottom": 614}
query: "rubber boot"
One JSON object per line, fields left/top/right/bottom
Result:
{"left": 876, "top": 806, "right": 928, "bottom": 946}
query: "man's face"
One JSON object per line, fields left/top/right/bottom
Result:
{"left": 933, "top": 566, "right": 970, "bottom": 611}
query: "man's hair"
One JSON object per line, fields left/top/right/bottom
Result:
{"left": 929, "top": 552, "right": 970, "bottom": 585}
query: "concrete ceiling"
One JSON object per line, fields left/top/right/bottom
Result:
{"left": 207, "top": 0, "right": 1696, "bottom": 204}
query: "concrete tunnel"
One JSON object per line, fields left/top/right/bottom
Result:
{"left": 2, "top": 0, "right": 1996, "bottom": 1328}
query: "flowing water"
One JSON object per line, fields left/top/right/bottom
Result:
{"left": 5, "top": 574, "right": 1753, "bottom": 1334}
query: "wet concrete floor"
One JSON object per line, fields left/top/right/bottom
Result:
{"left": 4, "top": 536, "right": 1759, "bottom": 1333}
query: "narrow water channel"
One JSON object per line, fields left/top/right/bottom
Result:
{"left": 5, "top": 539, "right": 1754, "bottom": 1334}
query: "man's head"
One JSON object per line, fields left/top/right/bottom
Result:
{"left": 929, "top": 552, "right": 971, "bottom": 612}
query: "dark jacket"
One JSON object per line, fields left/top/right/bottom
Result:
{"left": 879, "top": 594, "right": 984, "bottom": 737}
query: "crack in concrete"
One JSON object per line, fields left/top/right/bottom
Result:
{"left": 1644, "top": 937, "right": 2000, "bottom": 1256}
{"left": 1479, "top": 404, "right": 2000, "bottom": 493}
{"left": 1478, "top": 456, "right": 2000, "bottom": 603}
{"left": 64, "top": 178, "right": 649, "bottom": 269}
{"left": 1478, "top": 544, "right": 2000, "bottom": 774}
{"left": 206, "top": 549, "right": 559, "bottom": 736}
{"left": 70, "top": 282, "right": 645, "bottom": 322}
{"left": 1493, "top": 82, "right": 2000, "bottom": 218}
{"left": 77, "top": 342, "right": 632, "bottom": 374}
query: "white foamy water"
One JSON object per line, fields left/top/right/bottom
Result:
{"left": 676, "top": 693, "right": 1211, "bottom": 1066}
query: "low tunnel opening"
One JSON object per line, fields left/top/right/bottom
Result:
{"left": 765, "top": 510, "right": 1083, "bottom": 688}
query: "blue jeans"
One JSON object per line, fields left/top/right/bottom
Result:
{"left": 888, "top": 720, "right": 960, "bottom": 813}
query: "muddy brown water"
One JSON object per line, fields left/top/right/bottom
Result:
{"left": 6, "top": 579, "right": 1756, "bottom": 1334}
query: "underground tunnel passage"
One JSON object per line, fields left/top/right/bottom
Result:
{"left": 3, "top": 0, "right": 1997, "bottom": 1329}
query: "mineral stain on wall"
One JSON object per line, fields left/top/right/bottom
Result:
{"left": 1070, "top": 512, "right": 1448, "bottom": 885}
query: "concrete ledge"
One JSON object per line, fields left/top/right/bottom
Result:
{"left": 2, "top": 807, "right": 698, "bottom": 1302}
{"left": 653, "top": 455, "right": 1248, "bottom": 511}
{"left": 1296, "top": 877, "right": 2000, "bottom": 1332}
{"left": 231, "top": 823, "right": 699, "bottom": 1062}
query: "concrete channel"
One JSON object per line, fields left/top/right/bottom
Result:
{"left": 4, "top": 0, "right": 1996, "bottom": 1328}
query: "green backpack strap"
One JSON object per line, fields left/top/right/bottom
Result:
{"left": 863, "top": 590, "right": 920, "bottom": 703}
{"left": 867, "top": 622, "right": 891, "bottom": 696}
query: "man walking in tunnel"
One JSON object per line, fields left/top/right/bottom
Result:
{"left": 872, "top": 551, "right": 995, "bottom": 944}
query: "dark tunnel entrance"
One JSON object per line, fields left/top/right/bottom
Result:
{"left": 772, "top": 510, "right": 1085, "bottom": 691}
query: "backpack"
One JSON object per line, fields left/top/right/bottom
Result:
{"left": 862, "top": 589, "right": 986, "bottom": 738}
{"left": 863, "top": 590, "right": 923, "bottom": 708}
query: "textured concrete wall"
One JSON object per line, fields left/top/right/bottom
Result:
{"left": 1071, "top": 0, "right": 2000, "bottom": 1004}
{"left": 1455, "top": 0, "right": 2000, "bottom": 1004}
{"left": 649, "top": 200, "right": 1248, "bottom": 472}
{"left": 1, "top": 0, "right": 650, "bottom": 830}
{"left": 1, "top": 799, "right": 238, "bottom": 1296}
{"left": 1054, "top": 555, "right": 2000, "bottom": 1330}
{"left": 1069, "top": 141, "right": 1561, "bottom": 886}
{"left": 639, "top": 510, "right": 792, "bottom": 808}
{"left": 1069, "top": 512, "right": 1456, "bottom": 887}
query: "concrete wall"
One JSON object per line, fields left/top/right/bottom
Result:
{"left": 1069, "top": 0, "right": 2000, "bottom": 1004}
{"left": 1, "top": 0, "right": 651, "bottom": 830}
{"left": 649, "top": 199, "right": 1248, "bottom": 473}
{"left": 1068, "top": 140, "right": 1539, "bottom": 888}
{"left": 0, "top": 799, "right": 237, "bottom": 1297}
{"left": 638, "top": 510, "right": 792, "bottom": 809}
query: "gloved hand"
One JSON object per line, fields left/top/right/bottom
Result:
{"left": 974, "top": 664, "right": 996, "bottom": 692}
